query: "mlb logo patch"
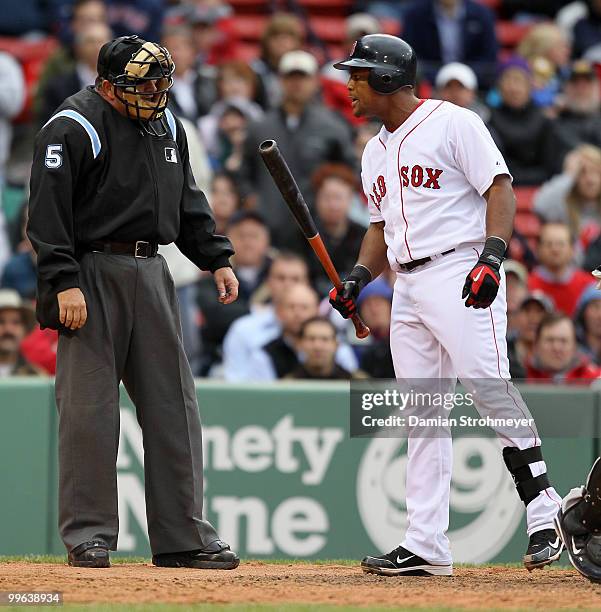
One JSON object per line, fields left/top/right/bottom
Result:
{"left": 165, "top": 147, "right": 177, "bottom": 163}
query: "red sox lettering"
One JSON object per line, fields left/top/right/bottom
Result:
{"left": 369, "top": 175, "right": 387, "bottom": 210}
{"left": 399, "top": 165, "right": 443, "bottom": 189}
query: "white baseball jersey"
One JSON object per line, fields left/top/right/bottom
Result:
{"left": 359, "top": 99, "right": 561, "bottom": 565}
{"left": 361, "top": 99, "right": 510, "bottom": 266}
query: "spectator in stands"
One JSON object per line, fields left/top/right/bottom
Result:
{"left": 187, "top": 2, "right": 240, "bottom": 66}
{"left": 287, "top": 317, "right": 365, "bottom": 380}
{"left": 357, "top": 278, "right": 395, "bottom": 379}
{"left": 246, "top": 283, "right": 357, "bottom": 380}
{"left": 0, "top": 289, "right": 39, "bottom": 377}
{"left": 163, "top": 24, "right": 215, "bottom": 122}
{"left": 37, "top": 0, "right": 109, "bottom": 113}
{"left": 197, "top": 210, "right": 272, "bottom": 373}
{"left": 487, "top": 57, "right": 554, "bottom": 186}
{"left": 550, "top": 60, "right": 601, "bottom": 171}
{"left": 516, "top": 23, "right": 571, "bottom": 108}
{"left": 0, "top": 53, "right": 25, "bottom": 280}
{"left": 504, "top": 260, "right": 529, "bottom": 335}
{"left": 104, "top": 0, "right": 163, "bottom": 42}
{"left": 38, "top": 21, "right": 112, "bottom": 124}
{"left": 534, "top": 144, "right": 601, "bottom": 257}
{"left": 352, "top": 122, "right": 381, "bottom": 227}
{"left": 252, "top": 13, "right": 304, "bottom": 110}
{"left": 239, "top": 50, "right": 356, "bottom": 247}
{"left": 247, "top": 283, "right": 320, "bottom": 380}
{"left": 222, "top": 252, "right": 310, "bottom": 380}
{"left": 507, "top": 292, "right": 554, "bottom": 379}
{"left": 527, "top": 312, "right": 601, "bottom": 383}
{"left": 572, "top": 0, "right": 601, "bottom": 58}
{"left": 434, "top": 62, "right": 489, "bottom": 121}
{"left": 199, "top": 62, "right": 263, "bottom": 170}
{"left": 323, "top": 13, "right": 380, "bottom": 85}
{"left": 500, "top": 0, "right": 576, "bottom": 20}
{"left": 209, "top": 172, "right": 241, "bottom": 236}
{"left": 528, "top": 222, "right": 594, "bottom": 316}
{"left": 575, "top": 285, "right": 601, "bottom": 364}
{"left": 304, "top": 164, "right": 365, "bottom": 295}
{"left": 1, "top": 0, "right": 48, "bottom": 35}
{"left": 1, "top": 205, "right": 36, "bottom": 300}
{"left": 401, "top": 0, "right": 498, "bottom": 89}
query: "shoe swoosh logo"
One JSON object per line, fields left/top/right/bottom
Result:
{"left": 396, "top": 554, "right": 415, "bottom": 564}
{"left": 572, "top": 536, "right": 583, "bottom": 555}
{"left": 551, "top": 536, "right": 560, "bottom": 548}
{"left": 474, "top": 267, "right": 484, "bottom": 282}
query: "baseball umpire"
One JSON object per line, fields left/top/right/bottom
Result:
{"left": 330, "top": 34, "right": 562, "bottom": 576}
{"left": 27, "top": 35, "right": 240, "bottom": 569}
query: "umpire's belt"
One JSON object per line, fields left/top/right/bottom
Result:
{"left": 87, "top": 240, "right": 159, "bottom": 258}
{"left": 397, "top": 249, "right": 455, "bottom": 272}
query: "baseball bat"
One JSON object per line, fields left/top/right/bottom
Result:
{"left": 259, "top": 139, "right": 370, "bottom": 339}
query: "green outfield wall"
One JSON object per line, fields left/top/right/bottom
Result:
{"left": 0, "top": 379, "right": 597, "bottom": 563}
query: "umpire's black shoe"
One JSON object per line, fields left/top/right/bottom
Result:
{"left": 68, "top": 540, "right": 110, "bottom": 568}
{"left": 361, "top": 545, "right": 452, "bottom": 576}
{"left": 523, "top": 528, "right": 563, "bottom": 571}
{"left": 152, "top": 540, "right": 240, "bottom": 570}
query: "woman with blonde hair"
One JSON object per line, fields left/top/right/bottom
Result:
{"left": 517, "top": 23, "right": 571, "bottom": 107}
{"left": 534, "top": 144, "right": 601, "bottom": 255}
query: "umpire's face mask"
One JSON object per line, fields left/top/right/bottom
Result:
{"left": 113, "top": 41, "right": 175, "bottom": 123}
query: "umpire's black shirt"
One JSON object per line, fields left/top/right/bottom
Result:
{"left": 27, "top": 86, "right": 233, "bottom": 326}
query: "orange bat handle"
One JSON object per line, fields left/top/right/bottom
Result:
{"left": 308, "top": 235, "right": 370, "bottom": 339}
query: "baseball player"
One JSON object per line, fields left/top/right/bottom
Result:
{"left": 330, "top": 34, "right": 562, "bottom": 576}
{"left": 555, "top": 457, "right": 601, "bottom": 583}
{"left": 27, "top": 36, "right": 240, "bottom": 569}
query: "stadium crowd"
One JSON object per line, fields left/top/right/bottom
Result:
{"left": 2, "top": 0, "right": 601, "bottom": 384}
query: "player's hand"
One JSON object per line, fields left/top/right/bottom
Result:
{"left": 214, "top": 267, "right": 239, "bottom": 304}
{"left": 329, "top": 265, "right": 372, "bottom": 319}
{"left": 57, "top": 287, "right": 87, "bottom": 330}
{"left": 461, "top": 237, "right": 505, "bottom": 309}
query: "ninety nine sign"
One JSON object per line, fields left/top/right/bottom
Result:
{"left": 106, "top": 382, "right": 594, "bottom": 563}
{"left": 0, "top": 380, "right": 591, "bottom": 562}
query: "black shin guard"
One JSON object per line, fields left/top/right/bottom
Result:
{"left": 503, "top": 446, "right": 550, "bottom": 505}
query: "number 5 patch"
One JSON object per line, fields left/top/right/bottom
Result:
{"left": 45, "top": 144, "right": 63, "bottom": 168}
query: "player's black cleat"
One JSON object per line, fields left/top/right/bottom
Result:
{"left": 523, "top": 528, "right": 563, "bottom": 571}
{"left": 152, "top": 539, "right": 240, "bottom": 570}
{"left": 361, "top": 545, "right": 452, "bottom": 576}
{"left": 68, "top": 540, "right": 110, "bottom": 568}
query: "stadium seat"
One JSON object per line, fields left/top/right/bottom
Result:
{"left": 496, "top": 21, "right": 533, "bottom": 49}
{"left": 514, "top": 186, "right": 539, "bottom": 212}
{"left": 231, "top": 15, "right": 268, "bottom": 41}
{"left": 0, "top": 36, "right": 59, "bottom": 123}
{"left": 514, "top": 211, "right": 541, "bottom": 239}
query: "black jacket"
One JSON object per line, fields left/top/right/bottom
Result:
{"left": 27, "top": 86, "right": 233, "bottom": 328}
{"left": 238, "top": 105, "right": 356, "bottom": 247}
{"left": 487, "top": 102, "right": 554, "bottom": 186}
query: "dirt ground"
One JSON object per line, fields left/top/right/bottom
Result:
{"left": 2, "top": 562, "right": 601, "bottom": 609}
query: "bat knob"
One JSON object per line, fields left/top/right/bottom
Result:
{"left": 259, "top": 140, "right": 277, "bottom": 154}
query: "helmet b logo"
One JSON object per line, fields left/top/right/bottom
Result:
{"left": 165, "top": 147, "right": 177, "bottom": 163}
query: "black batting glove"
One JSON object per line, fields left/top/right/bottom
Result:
{"left": 462, "top": 237, "right": 506, "bottom": 309}
{"left": 329, "top": 264, "right": 372, "bottom": 319}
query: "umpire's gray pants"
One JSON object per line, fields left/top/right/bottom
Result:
{"left": 55, "top": 252, "right": 219, "bottom": 554}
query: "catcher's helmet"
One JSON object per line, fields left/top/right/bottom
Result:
{"left": 97, "top": 35, "right": 175, "bottom": 125}
{"left": 333, "top": 34, "right": 416, "bottom": 94}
